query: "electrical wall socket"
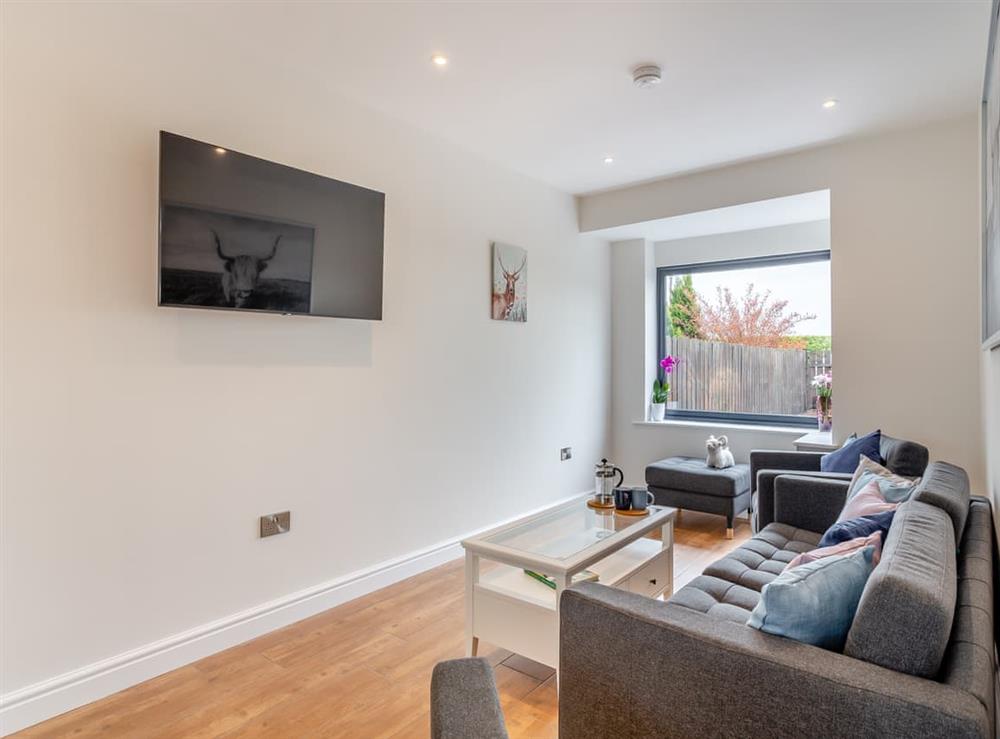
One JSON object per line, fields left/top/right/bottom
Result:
{"left": 560, "top": 447, "right": 572, "bottom": 461}
{"left": 260, "top": 511, "right": 291, "bottom": 538}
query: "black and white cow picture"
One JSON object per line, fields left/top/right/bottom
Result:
{"left": 159, "top": 204, "right": 314, "bottom": 314}
{"left": 212, "top": 230, "right": 282, "bottom": 308}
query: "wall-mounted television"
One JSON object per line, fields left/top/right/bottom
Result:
{"left": 158, "top": 131, "right": 384, "bottom": 319}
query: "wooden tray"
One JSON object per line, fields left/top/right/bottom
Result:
{"left": 587, "top": 498, "right": 615, "bottom": 510}
{"left": 614, "top": 507, "right": 650, "bottom": 517}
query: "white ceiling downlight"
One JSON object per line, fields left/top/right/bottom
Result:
{"left": 822, "top": 98, "right": 838, "bottom": 109}
{"left": 632, "top": 65, "right": 662, "bottom": 89}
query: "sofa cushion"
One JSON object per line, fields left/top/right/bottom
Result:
{"left": 668, "top": 575, "right": 761, "bottom": 624}
{"left": 818, "top": 509, "right": 895, "bottom": 548}
{"left": 838, "top": 479, "right": 898, "bottom": 521}
{"left": 844, "top": 500, "right": 957, "bottom": 678}
{"left": 645, "top": 457, "right": 750, "bottom": 498}
{"left": 700, "top": 523, "right": 822, "bottom": 591}
{"left": 846, "top": 455, "right": 921, "bottom": 504}
{"left": 786, "top": 531, "right": 883, "bottom": 569}
{"left": 747, "top": 546, "right": 876, "bottom": 650}
{"left": 668, "top": 523, "right": 822, "bottom": 623}
{"left": 911, "top": 461, "right": 970, "bottom": 542}
{"left": 820, "top": 429, "right": 880, "bottom": 473}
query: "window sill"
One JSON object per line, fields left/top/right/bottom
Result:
{"left": 633, "top": 419, "right": 807, "bottom": 435}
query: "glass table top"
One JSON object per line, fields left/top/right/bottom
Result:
{"left": 479, "top": 500, "right": 667, "bottom": 561}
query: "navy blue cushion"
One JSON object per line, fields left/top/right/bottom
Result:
{"left": 820, "top": 429, "right": 881, "bottom": 473}
{"left": 819, "top": 509, "right": 895, "bottom": 548}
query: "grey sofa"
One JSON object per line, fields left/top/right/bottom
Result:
{"left": 558, "top": 461, "right": 996, "bottom": 738}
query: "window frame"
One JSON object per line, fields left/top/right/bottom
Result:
{"left": 656, "top": 249, "right": 832, "bottom": 428}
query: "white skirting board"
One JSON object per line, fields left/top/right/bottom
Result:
{"left": 0, "top": 491, "right": 590, "bottom": 736}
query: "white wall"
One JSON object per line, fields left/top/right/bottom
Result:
{"left": 590, "top": 115, "right": 984, "bottom": 491}
{"left": 0, "top": 1, "right": 610, "bottom": 721}
{"left": 655, "top": 219, "right": 830, "bottom": 267}
{"left": 610, "top": 239, "right": 655, "bottom": 478}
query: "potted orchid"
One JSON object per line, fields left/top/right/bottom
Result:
{"left": 811, "top": 372, "right": 833, "bottom": 432}
{"left": 650, "top": 355, "right": 678, "bottom": 422}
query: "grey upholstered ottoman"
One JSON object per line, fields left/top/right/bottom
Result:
{"left": 645, "top": 456, "right": 751, "bottom": 538}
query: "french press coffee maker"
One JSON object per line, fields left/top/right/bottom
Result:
{"left": 594, "top": 458, "right": 625, "bottom": 506}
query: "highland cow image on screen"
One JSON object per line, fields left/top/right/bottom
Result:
{"left": 160, "top": 204, "right": 314, "bottom": 313}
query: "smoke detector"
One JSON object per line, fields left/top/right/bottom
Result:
{"left": 633, "top": 65, "right": 662, "bottom": 89}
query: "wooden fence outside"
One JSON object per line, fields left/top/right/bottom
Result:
{"left": 667, "top": 337, "right": 832, "bottom": 416}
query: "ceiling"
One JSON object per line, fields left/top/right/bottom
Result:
{"left": 586, "top": 190, "right": 831, "bottom": 243}
{"left": 180, "top": 2, "right": 991, "bottom": 194}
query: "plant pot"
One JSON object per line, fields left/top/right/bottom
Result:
{"left": 650, "top": 402, "right": 666, "bottom": 422}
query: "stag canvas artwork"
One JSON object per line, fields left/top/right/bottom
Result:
{"left": 160, "top": 204, "right": 315, "bottom": 313}
{"left": 491, "top": 242, "right": 527, "bottom": 322}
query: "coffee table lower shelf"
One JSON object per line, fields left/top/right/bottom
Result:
{"left": 466, "top": 525, "right": 673, "bottom": 669}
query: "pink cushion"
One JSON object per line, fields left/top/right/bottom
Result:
{"left": 837, "top": 479, "right": 898, "bottom": 522}
{"left": 786, "top": 531, "right": 884, "bottom": 570}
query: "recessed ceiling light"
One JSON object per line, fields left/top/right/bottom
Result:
{"left": 214, "top": 147, "right": 227, "bottom": 154}
{"left": 432, "top": 54, "right": 448, "bottom": 67}
{"left": 822, "top": 99, "right": 838, "bottom": 109}
{"left": 603, "top": 156, "right": 615, "bottom": 165}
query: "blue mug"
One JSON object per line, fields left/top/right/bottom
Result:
{"left": 631, "top": 488, "right": 655, "bottom": 511}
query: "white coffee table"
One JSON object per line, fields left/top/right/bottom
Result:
{"left": 461, "top": 498, "right": 676, "bottom": 669}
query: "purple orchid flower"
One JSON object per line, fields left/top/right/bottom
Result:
{"left": 659, "top": 355, "right": 678, "bottom": 374}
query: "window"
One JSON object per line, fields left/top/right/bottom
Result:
{"left": 657, "top": 250, "right": 832, "bottom": 427}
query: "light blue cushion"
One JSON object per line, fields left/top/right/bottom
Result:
{"left": 746, "top": 547, "right": 876, "bottom": 650}
{"left": 845, "top": 457, "right": 921, "bottom": 504}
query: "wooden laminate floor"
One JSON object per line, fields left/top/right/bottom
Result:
{"left": 15, "top": 510, "right": 750, "bottom": 739}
